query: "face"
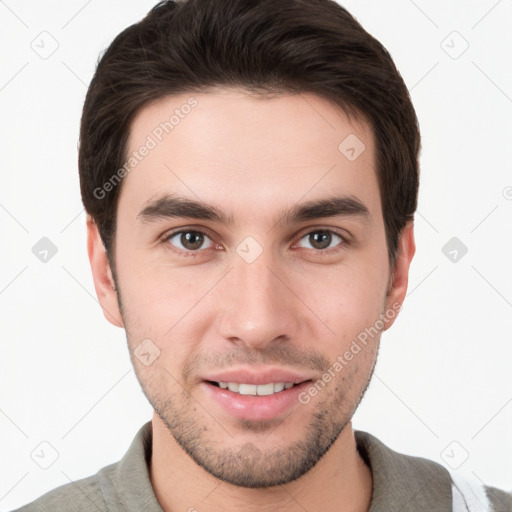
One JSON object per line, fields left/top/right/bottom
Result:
{"left": 89, "top": 87, "right": 414, "bottom": 488}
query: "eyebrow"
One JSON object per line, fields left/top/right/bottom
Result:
{"left": 137, "top": 193, "right": 371, "bottom": 227}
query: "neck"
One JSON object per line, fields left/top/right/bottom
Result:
{"left": 150, "top": 413, "right": 373, "bottom": 512}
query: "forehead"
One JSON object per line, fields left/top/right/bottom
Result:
{"left": 120, "top": 88, "right": 380, "bottom": 225}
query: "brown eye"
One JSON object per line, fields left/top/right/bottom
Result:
{"left": 166, "top": 230, "right": 214, "bottom": 252}
{"left": 297, "top": 230, "right": 344, "bottom": 251}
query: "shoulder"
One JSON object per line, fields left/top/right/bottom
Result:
{"left": 355, "top": 430, "right": 512, "bottom": 512}
{"left": 485, "top": 485, "right": 512, "bottom": 512}
{"left": 11, "top": 462, "right": 118, "bottom": 512}
{"left": 451, "top": 470, "right": 512, "bottom": 511}
{"left": 11, "top": 421, "right": 156, "bottom": 512}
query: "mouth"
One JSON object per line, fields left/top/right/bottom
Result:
{"left": 206, "top": 380, "right": 310, "bottom": 396}
{"left": 202, "top": 379, "right": 314, "bottom": 421}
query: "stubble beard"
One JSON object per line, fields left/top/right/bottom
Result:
{"left": 133, "top": 344, "right": 378, "bottom": 489}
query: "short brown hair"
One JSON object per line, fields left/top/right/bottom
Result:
{"left": 79, "top": 0, "right": 420, "bottom": 268}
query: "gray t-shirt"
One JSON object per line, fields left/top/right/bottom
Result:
{"left": 12, "top": 421, "right": 512, "bottom": 511}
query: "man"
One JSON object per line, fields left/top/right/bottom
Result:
{"left": 14, "top": 0, "right": 512, "bottom": 510}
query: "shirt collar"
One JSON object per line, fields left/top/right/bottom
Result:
{"left": 355, "top": 430, "right": 453, "bottom": 511}
{"left": 114, "top": 421, "right": 163, "bottom": 511}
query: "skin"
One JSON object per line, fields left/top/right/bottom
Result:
{"left": 87, "top": 87, "right": 415, "bottom": 512}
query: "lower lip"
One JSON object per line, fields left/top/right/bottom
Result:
{"left": 201, "top": 381, "right": 312, "bottom": 421}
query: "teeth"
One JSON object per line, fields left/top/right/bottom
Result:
{"left": 227, "top": 382, "right": 239, "bottom": 393}
{"left": 239, "top": 383, "right": 257, "bottom": 395}
{"left": 217, "top": 382, "right": 296, "bottom": 396}
{"left": 256, "top": 383, "right": 275, "bottom": 395}
{"left": 273, "top": 383, "right": 285, "bottom": 393}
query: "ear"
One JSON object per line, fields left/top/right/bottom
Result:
{"left": 86, "top": 215, "right": 124, "bottom": 328}
{"left": 383, "top": 220, "right": 415, "bottom": 331}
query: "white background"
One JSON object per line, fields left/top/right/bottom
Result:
{"left": 1, "top": 0, "right": 511, "bottom": 509}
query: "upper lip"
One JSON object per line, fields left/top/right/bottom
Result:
{"left": 202, "top": 367, "right": 314, "bottom": 385}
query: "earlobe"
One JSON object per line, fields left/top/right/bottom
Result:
{"left": 86, "top": 215, "right": 124, "bottom": 328}
{"left": 383, "top": 220, "right": 416, "bottom": 329}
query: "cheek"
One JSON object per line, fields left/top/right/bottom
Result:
{"left": 300, "top": 350, "right": 377, "bottom": 414}
{"left": 300, "top": 262, "right": 388, "bottom": 337}
{"left": 119, "top": 265, "right": 218, "bottom": 373}
{"left": 119, "top": 256, "right": 214, "bottom": 323}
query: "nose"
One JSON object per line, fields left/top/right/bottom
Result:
{"left": 216, "top": 248, "right": 303, "bottom": 350}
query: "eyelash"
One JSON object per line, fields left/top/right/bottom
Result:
{"left": 161, "top": 227, "right": 350, "bottom": 258}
